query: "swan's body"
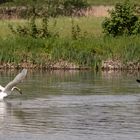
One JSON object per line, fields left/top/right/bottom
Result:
{"left": 0, "top": 69, "right": 27, "bottom": 100}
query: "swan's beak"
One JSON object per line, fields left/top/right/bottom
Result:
{"left": 13, "top": 87, "right": 22, "bottom": 95}
{"left": 18, "top": 89, "right": 22, "bottom": 94}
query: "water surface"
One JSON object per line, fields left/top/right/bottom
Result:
{"left": 0, "top": 70, "right": 140, "bottom": 140}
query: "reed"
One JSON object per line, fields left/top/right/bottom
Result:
{"left": 0, "top": 35, "right": 139, "bottom": 69}
{"left": 0, "top": 17, "right": 139, "bottom": 69}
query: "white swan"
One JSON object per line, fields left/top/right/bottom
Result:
{"left": 0, "top": 69, "right": 27, "bottom": 100}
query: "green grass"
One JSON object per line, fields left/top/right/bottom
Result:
{"left": 0, "top": 35, "right": 139, "bottom": 69}
{"left": 50, "top": 16, "right": 103, "bottom": 38}
{"left": 0, "top": 17, "right": 104, "bottom": 38}
{"left": 0, "top": 19, "right": 29, "bottom": 37}
{"left": 0, "top": 17, "right": 139, "bottom": 69}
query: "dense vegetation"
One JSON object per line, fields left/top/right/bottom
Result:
{"left": 0, "top": 16, "right": 139, "bottom": 70}
{"left": 0, "top": 35, "right": 140, "bottom": 70}
{"left": 102, "top": 1, "right": 140, "bottom": 36}
{"left": 0, "top": 0, "right": 139, "bottom": 70}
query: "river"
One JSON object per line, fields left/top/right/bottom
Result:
{"left": 0, "top": 70, "right": 139, "bottom": 140}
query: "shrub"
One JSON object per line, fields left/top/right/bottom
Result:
{"left": 9, "top": 5, "right": 59, "bottom": 39}
{"left": 102, "top": 1, "right": 140, "bottom": 36}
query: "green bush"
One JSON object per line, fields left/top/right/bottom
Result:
{"left": 3, "top": 0, "right": 89, "bottom": 17}
{"left": 9, "top": 15, "right": 59, "bottom": 39}
{"left": 102, "top": 1, "right": 140, "bottom": 36}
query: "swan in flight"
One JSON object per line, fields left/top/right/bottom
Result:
{"left": 0, "top": 69, "right": 27, "bottom": 100}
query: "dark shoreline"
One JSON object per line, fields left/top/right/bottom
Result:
{"left": 0, "top": 60, "right": 139, "bottom": 71}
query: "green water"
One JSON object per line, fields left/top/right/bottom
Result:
{"left": 0, "top": 70, "right": 139, "bottom": 140}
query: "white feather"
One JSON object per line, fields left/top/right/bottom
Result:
{"left": 0, "top": 69, "right": 27, "bottom": 100}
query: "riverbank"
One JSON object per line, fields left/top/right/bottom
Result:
{"left": 0, "top": 7, "right": 139, "bottom": 71}
{"left": 0, "top": 35, "right": 139, "bottom": 71}
{"left": 0, "top": 60, "right": 139, "bottom": 70}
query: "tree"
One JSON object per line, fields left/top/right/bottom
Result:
{"left": 0, "top": 0, "right": 12, "bottom": 4}
{"left": 102, "top": 1, "right": 140, "bottom": 36}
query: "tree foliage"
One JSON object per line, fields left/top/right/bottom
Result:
{"left": 0, "top": 0, "right": 12, "bottom": 4}
{"left": 102, "top": 1, "right": 140, "bottom": 36}
{"left": 9, "top": 0, "right": 88, "bottom": 39}
{"left": 2, "top": 0, "right": 88, "bottom": 17}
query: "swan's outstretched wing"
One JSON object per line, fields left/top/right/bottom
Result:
{"left": 4, "top": 69, "right": 27, "bottom": 93}
{"left": 0, "top": 85, "right": 4, "bottom": 91}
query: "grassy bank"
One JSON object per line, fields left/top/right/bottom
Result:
{"left": 0, "top": 17, "right": 103, "bottom": 38}
{"left": 0, "top": 17, "right": 139, "bottom": 70}
{"left": 0, "top": 35, "right": 139, "bottom": 70}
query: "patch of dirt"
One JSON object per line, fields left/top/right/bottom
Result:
{"left": 84, "top": 6, "right": 113, "bottom": 17}
{"left": 0, "top": 6, "right": 114, "bottom": 19}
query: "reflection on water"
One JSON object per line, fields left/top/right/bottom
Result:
{"left": 0, "top": 70, "right": 139, "bottom": 140}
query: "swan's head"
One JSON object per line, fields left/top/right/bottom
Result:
{"left": 11, "top": 87, "right": 22, "bottom": 94}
